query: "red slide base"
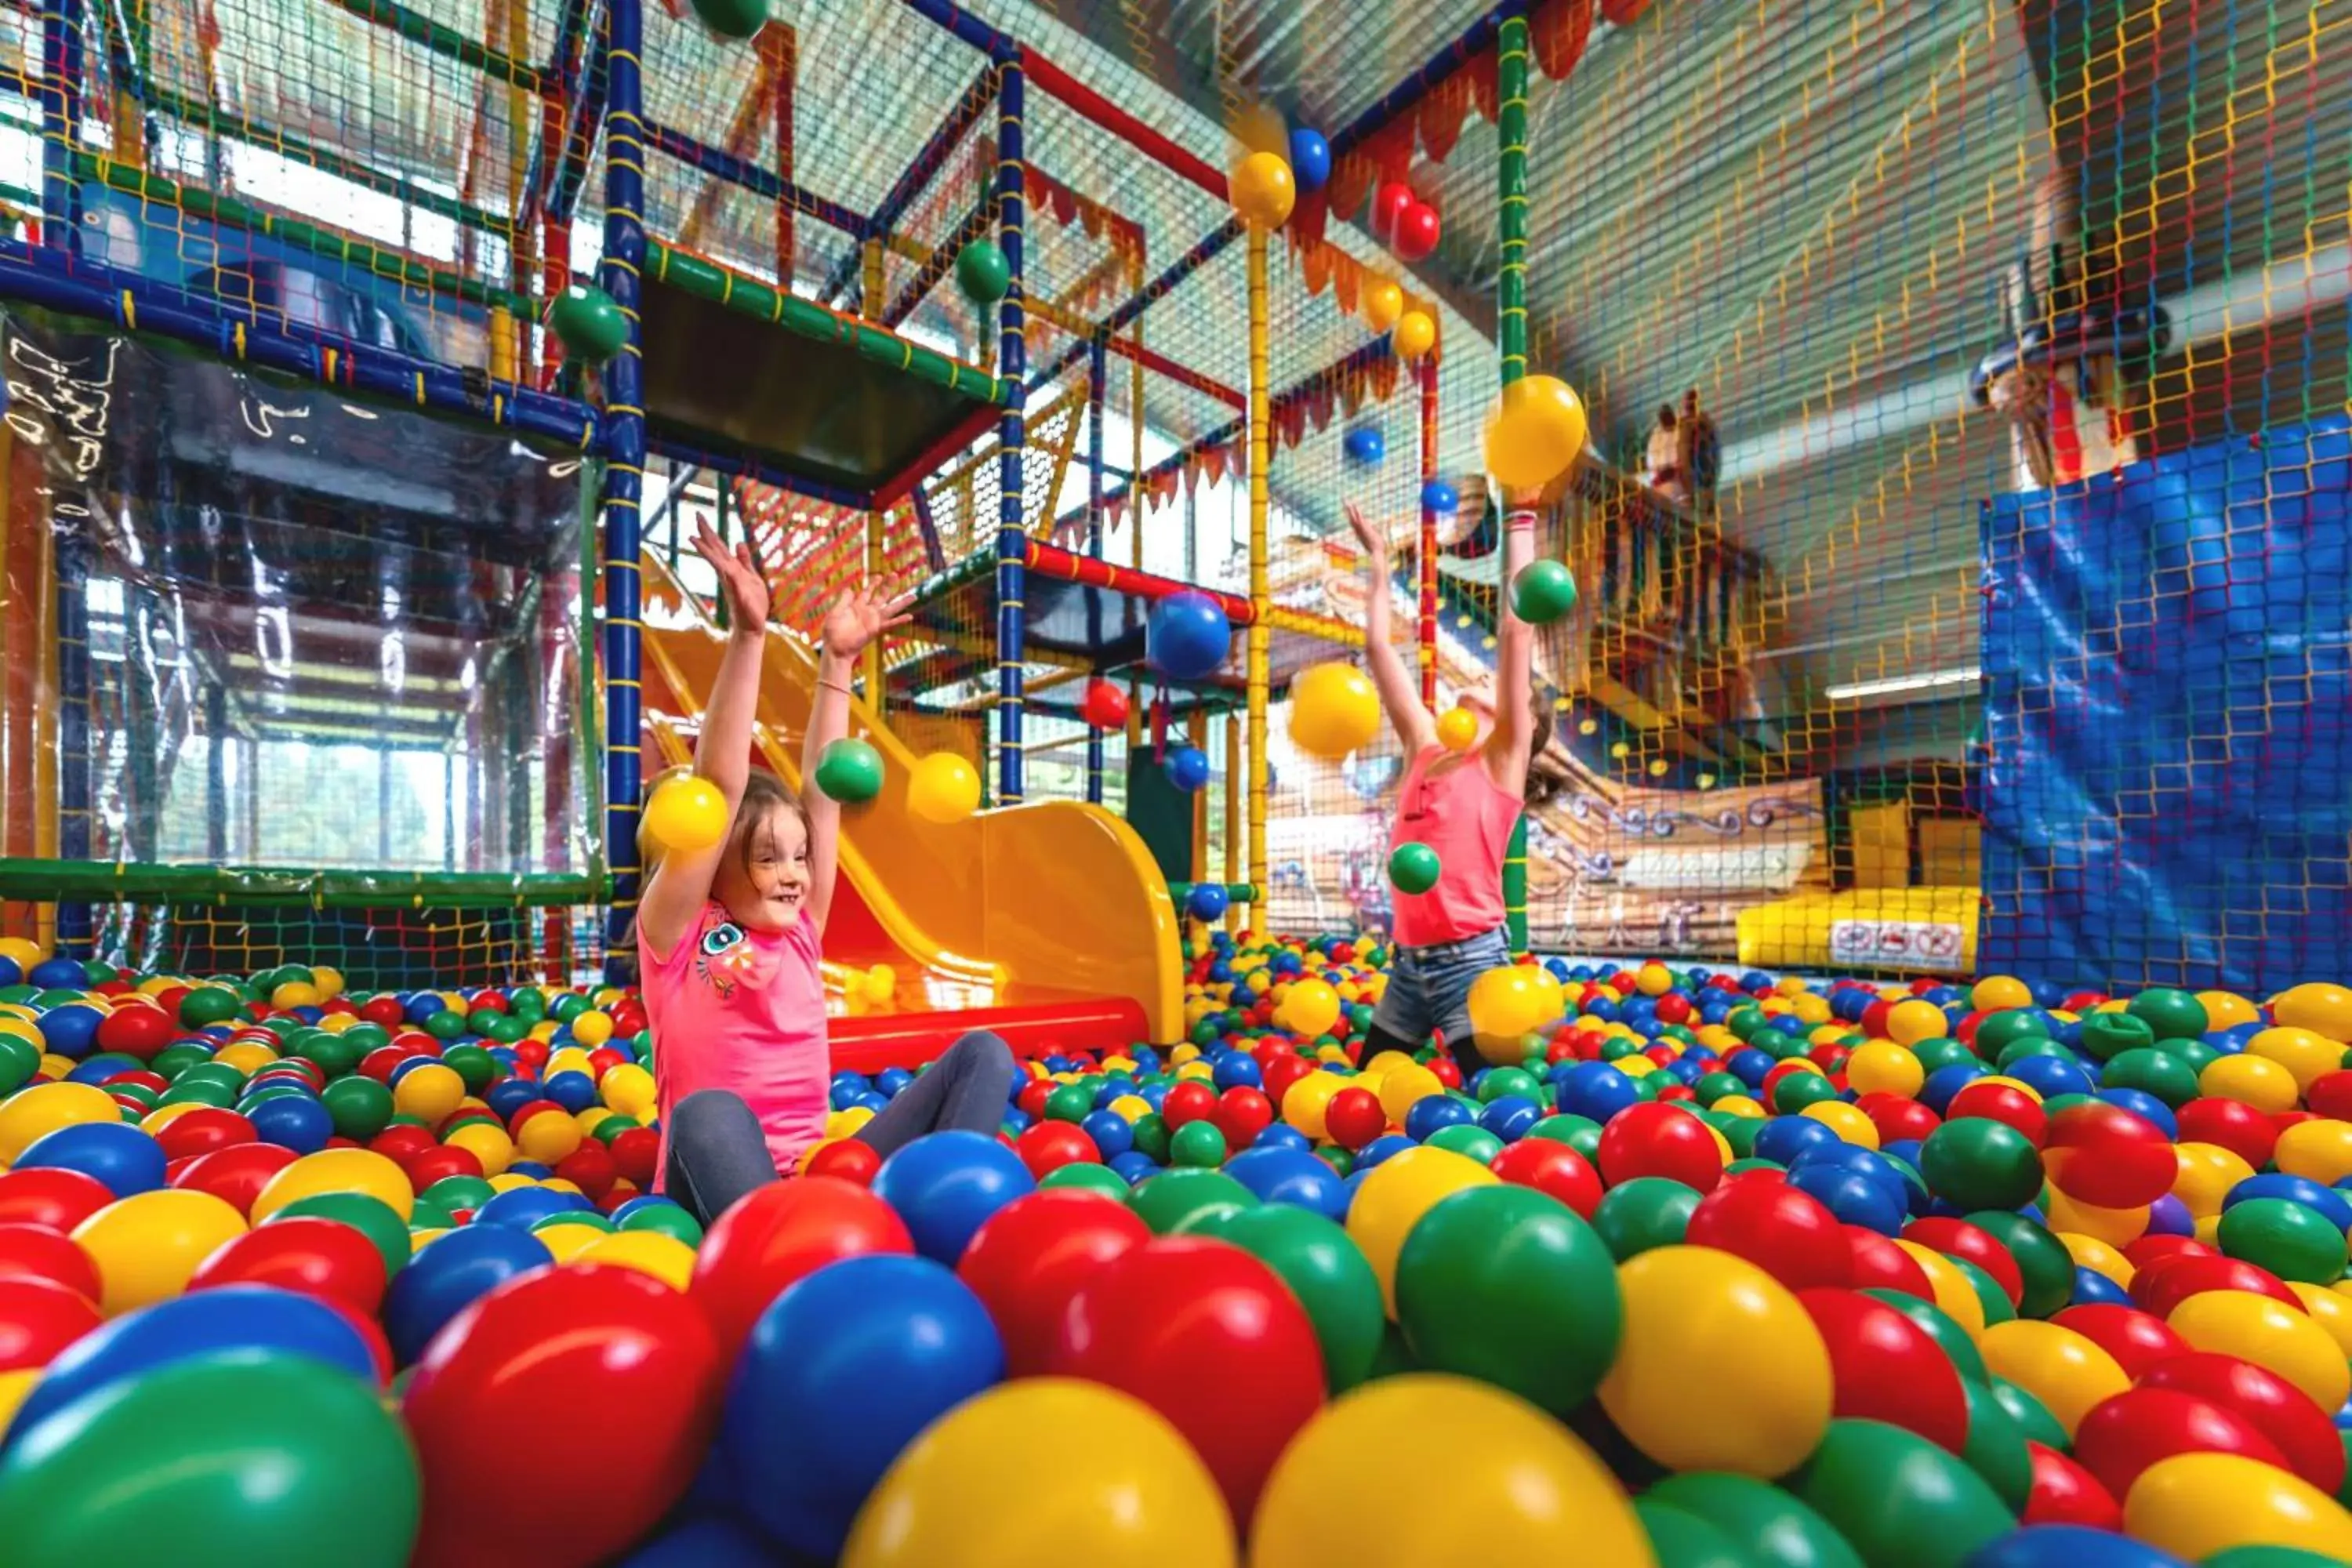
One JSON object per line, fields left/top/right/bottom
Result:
{"left": 829, "top": 994, "right": 1153, "bottom": 1075}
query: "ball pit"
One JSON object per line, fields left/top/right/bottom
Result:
{"left": 0, "top": 947, "right": 2346, "bottom": 1563}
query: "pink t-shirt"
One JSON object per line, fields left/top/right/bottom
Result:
{"left": 641, "top": 901, "right": 830, "bottom": 1188}
{"left": 1388, "top": 744, "right": 1521, "bottom": 948}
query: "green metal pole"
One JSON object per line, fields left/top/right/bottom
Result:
{"left": 1498, "top": 11, "right": 1531, "bottom": 960}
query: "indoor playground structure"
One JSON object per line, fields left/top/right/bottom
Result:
{"left": 0, "top": 0, "right": 2346, "bottom": 1565}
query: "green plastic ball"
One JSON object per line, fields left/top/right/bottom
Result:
{"left": 1424, "top": 1123, "right": 1504, "bottom": 1163}
{"left": 265, "top": 1192, "right": 410, "bottom": 1279}
{"left": 543, "top": 282, "right": 629, "bottom": 364}
{"left": 2102, "top": 1045, "right": 2201, "bottom": 1108}
{"left": 1508, "top": 559, "right": 1579, "bottom": 624}
{"left": 1918, "top": 1117, "right": 2042, "bottom": 1210}
{"left": 1130, "top": 1167, "right": 1255, "bottom": 1234}
{"left": 1168, "top": 1118, "right": 1228, "bottom": 1168}
{"left": 1191, "top": 1204, "right": 1383, "bottom": 1395}
{"left": 954, "top": 239, "right": 1011, "bottom": 306}
{"left": 1387, "top": 842, "right": 1441, "bottom": 895}
{"left": 320, "top": 1076, "right": 394, "bottom": 1142}
{"left": 2077, "top": 1011, "right": 2154, "bottom": 1061}
{"left": 2218, "top": 1195, "right": 2350, "bottom": 1283}
{"left": 1789, "top": 1419, "right": 2013, "bottom": 1568}
{"left": 813, "top": 738, "right": 885, "bottom": 805}
{"left": 1592, "top": 1176, "right": 1699, "bottom": 1261}
{"left": 2126, "top": 985, "right": 2209, "bottom": 1041}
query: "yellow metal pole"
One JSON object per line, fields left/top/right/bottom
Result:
{"left": 1224, "top": 710, "right": 1241, "bottom": 937}
{"left": 861, "top": 238, "right": 887, "bottom": 711}
{"left": 1245, "top": 228, "right": 1270, "bottom": 938}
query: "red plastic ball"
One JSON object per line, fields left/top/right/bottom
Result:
{"left": 404, "top": 1144, "right": 486, "bottom": 1193}
{"left": 1427, "top": 1055, "right": 1462, "bottom": 1091}
{"left": 1047, "top": 1236, "right": 1324, "bottom": 1523}
{"left": 2132, "top": 1252, "right": 2299, "bottom": 1318}
{"left": 1322, "top": 1087, "right": 1385, "bottom": 1151}
{"left": 0, "top": 1222, "right": 100, "bottom": 1299}
{"left": 1488, "top": 1138, "right": 1603, "bottom": 1220}
{"left": 152, "top": 1108, "right": 256, "bottom": 1163}
{"left": 1162, "top": 1080, "right": 1218, "bottom": 1130}
{"left": 102, "top": 1069, "right": 169, "bottom": 1096}
{"left": 95, "top": 1000, "right": 173, "bottom": 1060}
{"left": 2124, "top": 1235, "right": 2213, "bottom": 1273}
{"left": 2138, "top": 1351, "right": 2348, "bottom": 1495}
{"left": 2042, "top": 1101, "right": 2176, "bottom": 1207}
{"left": 803, "top": 1138, "right": 880, "bottom": 1186}
{"left": 687, "top": 1176, "right": 913, "bottom": 1359}
{"left": 360, "top": 996, "right": 405, "bottom": 1029}
{"left": 1902, "top": 1217, "right": 2024, "bottom": 1309}
{"left": 358, "top": 1046, "right": 411, "bottom": 1083}
{"left": 1392, "top": 200, "right": 1441, "bottom": 262}
{"left": 1212, "top": 1087, "right": 1275, "bottom": 1152}
{"left": 1686, "top": 1174, "right": 1851, "bottom": 1291}
{"left": 1797, "top": 1287, "right": 1970, "bottom": 1453}
{"left": 1594, "top": 1102, "right": 1723, "bottom": 1193}
{"left": 2303, "top": 1071, "right": 2352, "bottom": 1123}
{"left": 1014, "top": 1121, "right": 1100, "bottom": 1180}
{"left": 1857, "top": 1091, "right": 1941, "bottom": 1145}
{"left": 1015, "top": 1080, "right": 1055, "bottom": 1121}
{"left": 1846, "top": 1225, "right": 1935, "bottom": 1298}
{"left": 1944, "top": 1080, "right": 2048, "bottom": 1145}
{"left": 0, "top": 1275, "right": 103, "bottom": 1371}
{"left": 957, "top": 1188, "right": 1149, "bottom": 1377}
{"left": 553, "top": 1142, "right": 617, "bottom": 1202}
{"left": 604, "top": 1127, "right": 656, "bottom": 1187}
{"left": 1369, "top": 180, "right": 1414, "bottom": 244}
{"left": 1079, "top": 679, "right": 1131, "bottom": 731}
{"left": 2023, "top": 1441, "right": 2122, "bottom": 1530}
{"left": 188, "top": 1214, "right": 390, "bottom": 1316}
{"left": 2172, "top": 1096, "right": 2281, "bottom": 1169}
{"left": 2072, "top": 1385, "right": 2288, "bottom": 1501}
{"left": 368, "top": 1124, "right": 440, "bottom": 1167}
{"left": 169, "top": 1142, "right": 300, "bottom": 1214}
{"left": 2052, "top": 1302, "right": 2189, "bottom": 1380}
{"left": 0, "top": 1167, "right": 115, "bottom": 1233}
{"left": 405, "top": 1265, "right": 724, "bottom": 1568}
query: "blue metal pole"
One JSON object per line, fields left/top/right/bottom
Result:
{"left": 1084, "top": 331, "right": 1105, "bottom": 805}
{"left": 53, "top": 536, "right": 90, "bottom": 955}
{"left": 818, "top": 61, "right": 998, "bottom": 307}
{"left": 992, "top": 55, "right": 1025, "bottom": 804}
{"left": 598, "top": 0, "right": 645, "bottom": 975}
{"left": 38, "top": 0, "right": 82, "bottom": 258}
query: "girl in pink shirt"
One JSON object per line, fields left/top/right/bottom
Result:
{"left": 1345, "top": 486, "right": 1555, "bottom": 1068}
{"left": 637, "top": 522, "right": 1014, "bottom": 1225}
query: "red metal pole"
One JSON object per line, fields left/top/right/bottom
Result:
{"left": 1418, "top": 354, "right": 1439, "bottom": 709}
{"left": 1016, "top": 46, "right": 1229, "bottom": 203}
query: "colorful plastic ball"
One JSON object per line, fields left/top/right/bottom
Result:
{"left": 1343, "top": 426, "right": 1388, "bottom": 466}
{"left": 687, "top": 1176, "right": 913, "bottom": 1357}
{"left": 953, "top": 238, "right": 1010, "bottom": 306}
{"left": 1482, "top": 374, "right": 1588, "bottom": 491}
{"left": 379, "top": 1222, "right": 550, "bottom": 1366}
{"left": 2138, "top": 1351, "right": 2347, "bottom": 1495}
{"left": 405, "top": 1264, "right": 723, "bottom": 1568}
{"left": 0, "top": 1276, "right": 101, "bottom": 1374}
{"left": 1047, "top": 1236, "right": 1322, "bottom": 1521}
{"left": 956, "top": 1189, "right": 1147, "bottom": 1377}
{"left": 1466, "top": 965, "right": 1556, "bottom": 1065}
{"left": 2273, "top": 982, "right": 2352, "bottom": 1040}
{"left": 389, "top": 1061, "right": 463, "bottom": 1124}
{"left": 67, "top": 1189, "right": 245, "bottom": 1317}
{"left": 14, "top": 1120, "right": 165, "bottom": 1198}
{"left": 2217, "top": 1196, "right": 2348, "bottom": 1284}
{"left": 2166, "top": 1289, "right": 2352, "bottom": 1413}
{"left": 1250, "top": 1374, "right": 1648, "bottom": 1567}
{"left": 2072, "top": 1385, "right": 2291, "bottom": 1501}
{"left": 1789, "top": 1417, "right": 2016, "bottom": 1568}
{"left": 2123, "top": 1452, "right": 2352, "bottom": 1562}
{"left": 726, "top": 1254, "right": 1003, "bottom": 1558}
{"left": 1509, "top": 559, "right": 1579, "bottom": 624}
{"left": 2044, "top": 1100, "right": 2177, "bottom": 1208}
{"left": 1378, "top": 840, "right": 1442, "bottom": 898}
{"left": 0, "top": 1223, "right": 100, "bottom": 1300}
{"left": 1685, "top": 1172, "right": 1851, "bottom": 1291}
{"left": 840, "top": 1378, "right": 1236, "bottom": 1568}
{"left": 544, "top": 281, "right": 629, "bottom": 362}
{"left": 1129, "top": 1167, "right": 1257, "bottom": 1234}
{"left": 1229, "top": 150, "right": 1296, "bottom": 230}
{"left": 187, "top": 1215, "right": 388, "bottom": 1316}
{"left": 1421, "top": 478, "right": 1460, "bottom": 515}
{"left": 250, "top": 1146, "right": 414, "bottom": 1225}
{"left": 1392, "top": 199, "right": 1442, "bottom": 262}
{"left": 1285, "top": 126, "right": 1330, "bottom": 192}
{"left": 870, "top": 1128, "right": 1035, "bottom": 1265}
{"left": 1145, "top": 591, "right": 1232, "bottom": 681}
{"left": 1600, "top": 1245, "right": 1833, "bottom": 1477}
{"left": 643, "top": 773, "right": 728, "bottom": 854}
{"left": 0, "top": 1081, "right": 120, "bottom": 1163}
{"left": 264, "top": 1192, "right": 411, "bottom": 1283}
{"left": 1391, "top": 308, "right": 1437, "bottom": 361}
{"left": 1361, "top": 276, "right": 1405, "bottom": 332}
{"left": 813, "top": 738, "right": 885, "bottom": 805}
{"left": 1795, "top": 1285, "right": 1972, "bottom": 1453}
{"left": 0, "top": 1348, "right": 420, "bottom": 1568}
{"left": 1288, "top": 662, "right": 1381, "bottom": 759}
{"left": 1592, "top": 1175, "right": 1701, "bottom": 1260}
{"left": 1921, "top": 1116, "right": 2044, "bottom": 1210}
{"left": 2273, "top": 1118, "right": 2352, "bottom": 1185}
{"left": 1979, "top": 1319, "right": 2130, "bottom": 1438}
{"left": 1395, "top": 1185, "right": 1620, "bottom": 1416}
{"left": 1345, "top": 1145, "right": 1495, "bottom": 1315}
{"left": 1597, "top": 1101, "right": 1726, "bottom": 1193}
{"left": 578, "top": 1229, "right": 697, "bottom": 1290}
{"left": 1185, "top": 882, "right": 1228, "bottom": 923}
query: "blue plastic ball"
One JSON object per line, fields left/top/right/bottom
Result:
{"left": 870, "top": 1129, "right": 1035, "bottom": 1263}
{"left": 1419, "top": 479, "right": 1459, "bottom": 515}
{"left": 2067, "top": 1265, "right": 2132, "bottom": 1308}
{"left": 1555, "top": 1061, "right": 1642, "bottom": 1123}
{"left": 383, "top": 1225, "right": 554, "bottom": 1364}
{"left": 1080, "top": 1110, "right": 1134, "bottom": 1161}
{"left": 34, "top": 1003, "right": 101, "bottom": 1059}
{"left": 62, "top": 1053, "right": 143, "bottom": 1087}
{"left": 1164, "top": 745, "right": 1212, "bottom": 793}
{"left": 1224, "top": 1145, "right": 1348, "bottom": 1221}
{"left": 1788, "top": 1161, "right": 1907, "bottom": 1236}
{"left": 722, "top": 1254, "right": 1003, "bottom": 1557}
{"left": 1212, "top": 1052, "right": 1263, "bottom": 1091}
{"left": 1287, "top": 127, "right": 1330, "bottom": 194}
{"left": 1108, "top": 1150, "right": 1160, "bottom": 1185}
{"left": 245, "top": 1093, "right": 334, "bottom": 1155}
{"left": 1342, "top": 426, "right": 1386, "bottom": 466}
{"left": 1185, "top": 883, "right": 1229, "bottom": 922}
{"left": 29, "top": 957, "right": 87, "bottom": 991}
{"left": 1356, "top": 1132, "right": 1414, "bottom": 1169}
{"left": 15, "top": 1120, "right": 166, "bottom": 1197}
{"left": 1403, "top": 1094, "right": 1472, "bottom": 1142}
{"left": 1965, "top": 1525, "right": 2190, "bottom": 1568}
{"left": 1478, "top": 1094, "right": 1543, "bottom": 1143}
{"left": 473, "top": 1185, "right": 590, "bottom": 1230}
{"left": 1145, "top": 591, "right": 1232, "bottom": 681}
{"left": 543, "top": 1069, "right": 597, "bottom": 1114}
{"left": 616, "top": 1517, "right": 777, "bottom": 1567}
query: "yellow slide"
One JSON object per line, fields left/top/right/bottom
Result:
{"left": 635, "top": 553, "right": 1181, "bottom": 1066}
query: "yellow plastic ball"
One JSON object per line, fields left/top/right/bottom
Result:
{"left": 547, "top": 1047, "right": 596, "bottom": 1079}
{"left": 0, "top": 938, "right": 43, "bottom": 975}
{"left": 2168, "top": 1288, "right": 2352, "bottom": 1413}
{"left": 1392, "top": 310, "right": 1437, "bottom": 362}
{"left": 1287, "top": 662, "right": 1381, "bottom": 760}
{"left": 516, "top": 1109, "right": 583, "bottom": 1165}
{"left": 251, "top": 1148, "right": 416, "bottom": 1224}
{"left": 1282, "top": 1071, "right": 1343, "bottom": 1141}
{"left": 213, "top": 1040, "right": 279, "bottom": 1076}
{"left": 2172, "top": 1141, "right": 2256, "bottom": 1217}
{"left": 579, "top": 1229, "right": 697, "bottom": 1290}
{"left": 488, "top": 1174, "right": 537, "bottom": 1194}
{"left": 1885, "top": 999, "right": 1948, "bottom": 1047}
{"left": 390, "top": 1062, "right": 464, "bottom": 1125}
{"left": 1465, "top": 966, "right": 1552, "bottom": 1064}
{"left": 70, "top": 1189, "right": 247, "bottom": 1316}
{"left": 1790, "top": 994, "right": 1832, "bottom": 1027}
{"left": 308, "top": 965, "right": 343, "bottom": 1000}
{"left": 907, "top": 752, "right": 982, "bottom": 826}
{"left": 2247, "top": 1026, "right": 2345, "bottom": 1093}
{"left": 2044, "top": 1189, "right": 2150, "bottom": 1249}
{"left": 1635, "top": 963, "right": 1674, "bottom": 997}
{"left": 571, "top": 1010, "right": 615, "bottom": 1047}
{"left": 1978, "top": 1320, "right": 2129, "bottom": 1437}
{"left": 644, "top": 772, "right": 729, "bottom": 855}
{"left": 825, "top": 1106, "right": 874, "bottom": 1139}
{"left": 601, "top": 1062, "right": 658, "bottom": 1120}
{"left": 0, "top": 1081, "right": 123, "bottom": 1163}
{"left": 2057, "top": 1232, "right": 2135, "bottom": 1290}
{"left": 1971, "top": 975, "right": 2033, "bottom": 1011}
{"left": 1345, "top": 1146, "right": 1496, "bottom": 1316}
{"left": 2288, "top": 1281, "right": 2352, "bottom": 1359}
{"left": 1600, "top": 1247, "right": 1833, "bottom": 1477}
{"left": 532, "top": 1221, "right": 610, "bottom": 1264}
{"left": 1374, "top": 1062, "right": 1440, "bottom": 1126}
{"left": 1481, "top": 374, "right": 1588, "bottom": 491}
{"left": 1229, "top": 150, "right": 1296, "bottom": 231}
{"left": 842, "top": 1380, "right": 1237, "bottom": 1568}
{"left": 2271, "top": 982, "right": 2352, "bottom": 1042}
{"left": 2124, "top": 1452, "right": 2352, "bottom": 1562}
{"left": 861, "top": 965, "right": 898, "bottom": 1007}
{"left": 1893, "top": 1239, "right": 1989, "bottom": 1338}
{"left": 270, "top": 981, "right": 321, "bottom": 1010}
{"left": 1278, "top": 978, "right": 1341, "bottom": 1039}
{"left": 1799, "top": 1100, "right": 1879, "bottom": 1149}
{"left": 1361, "top": 278, "right": 1404, "bottom": 333}
{"left": 1109, "top": 1094, "right": 1152, "bottom": 1122}
{"left": 1846, "top": 1040, "right": 1925, "bottom": 1098}
{"left": 1250, "top": 1376, "right": 1647, "bottom": 1567}
{"left": 2198, "top": 1052, "right": 2299, "bottom": 1112}
{"left": 445, "top": 1121, "right": 515, "bottom": 1178}
{"left": 2196, "top": 989, "right": 2262, "bottom": 1030}
{"left": 2274, "top": 1119, "right": 2352, "bottom": 1185}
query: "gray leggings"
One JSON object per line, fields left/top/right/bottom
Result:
{"left": 663, "top": 1029, "right": 1018, "bottom": 1228}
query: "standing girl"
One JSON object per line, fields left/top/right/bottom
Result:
{"left": 1344, "top": 488, "right": 1551, "bottom": 1065}
{"left": 637, "top": 522, "right": 1015, "bottom": 1225}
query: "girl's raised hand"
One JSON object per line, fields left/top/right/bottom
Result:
{"left": 691, "top": 520, "right": 772, "bottom": 632}
{"left": 821, "top": 581, "right": 917, "bottom": 660}
{"left": 1344, "top": 501, "right": 1390, "bottom": 563}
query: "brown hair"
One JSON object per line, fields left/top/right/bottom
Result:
{"left": 729, "top": 770, "right": 807, "bottom": 873}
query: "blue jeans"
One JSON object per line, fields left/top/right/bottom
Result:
{"left": 663, "top": 1030, "right": 1017, "bottom": 1229}
{"left": 1367, "top": 927, "right": 1512, "bottom": 1057}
